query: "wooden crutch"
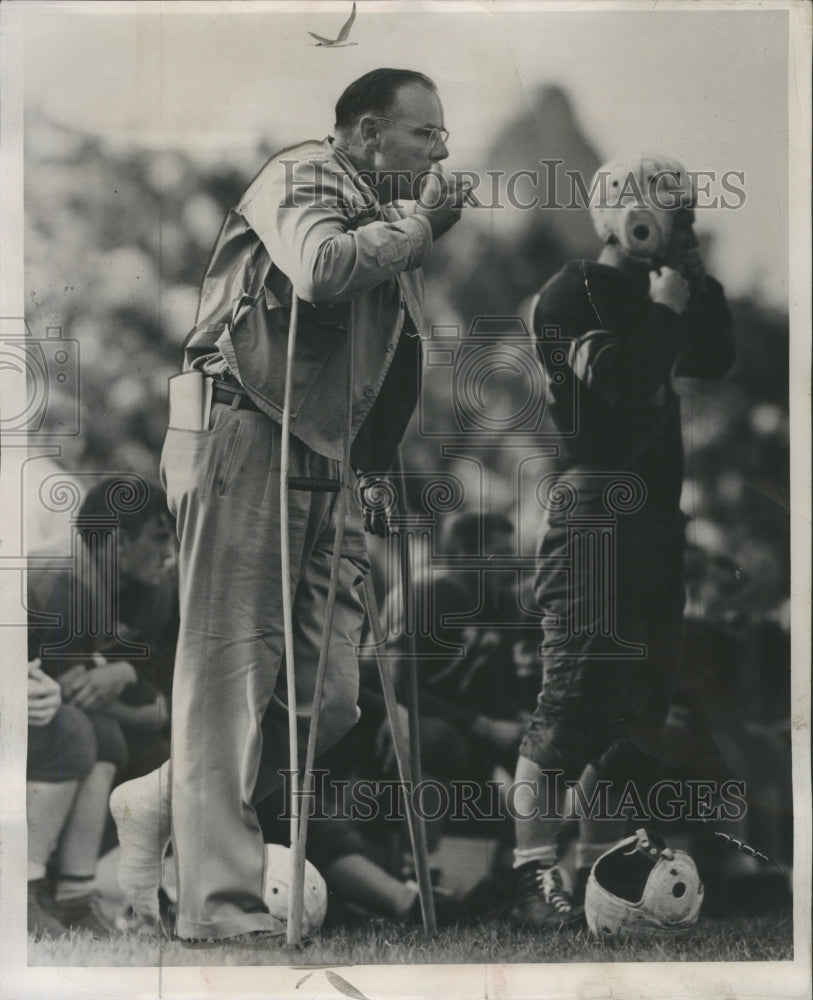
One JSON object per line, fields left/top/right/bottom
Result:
{"left": 359, "top": 573, "right": 437, "bottom": 935}
{"left": 391, "top": 448, "right": 437, "bottom": 934}
{"left": 282, "top": 298, "right": 355, "bottom": 947}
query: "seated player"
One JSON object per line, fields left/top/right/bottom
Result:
{"left": 382, "top": 512, "right": 534, "bottom": 866}
{"left": 674, "top": 534, "right": 792, "bottom": 910}
{"left": 511, "top": 154, "right": 736, "bottom": 928}
{"left": 254, "top": 782, "right": 466, "bottom": 927}
{"left": 27, "top": 477, "right": 178, "bottom": 788}
{"left": 27, "top": 659, "right": 118, "bottom": 937}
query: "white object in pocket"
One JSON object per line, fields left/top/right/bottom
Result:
{"left": 168, "top": 371, "right": 213, "bottom": 431}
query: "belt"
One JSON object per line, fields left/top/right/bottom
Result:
{"left": 210, "top": 379, "right": 340, "bottom": 493}
{"left": 211, "top": 380, "right": 261, "bottom": 413}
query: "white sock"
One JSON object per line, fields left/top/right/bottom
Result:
{"left": 109, "top": 764, "right": 171, "bottom": 924}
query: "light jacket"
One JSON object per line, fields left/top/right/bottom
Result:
{"left": 183, "top": 138, "right": 432, "bottom": 464}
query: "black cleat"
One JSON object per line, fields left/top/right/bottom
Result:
{"left": 509, "top": 862, "right": 584, "bottom": 930}
{"left": 27, "top": 879, "right": 67, "bottom": 938}
{"left": 51, "top": 891, "right": 117, "bottom": 937}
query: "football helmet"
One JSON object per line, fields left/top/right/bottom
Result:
{"left": 589, "top": 155, "right": 694, "bottom": 265}
{"left": 585, "top": 828, "right": 704, "bottom": 936}
{"left": 263, "top": 844, "right": 328, "bottom": 937}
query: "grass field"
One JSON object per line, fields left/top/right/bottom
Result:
{"left": 28, "top": 909, "right": 793, "bottom": 967}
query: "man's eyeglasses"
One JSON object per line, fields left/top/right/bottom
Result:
{"left": 374, "top": 117, "right": 449, "bottom": 150}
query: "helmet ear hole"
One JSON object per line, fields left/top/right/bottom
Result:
{"left": 672, "top": 882, "right": 686, "bottom": 898}
{"left": 590, "top": 154, "right": 691, "bottom": 263}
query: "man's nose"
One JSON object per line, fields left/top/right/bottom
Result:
{"left": 431, "top": 139, "right": 449, "bottom": 162}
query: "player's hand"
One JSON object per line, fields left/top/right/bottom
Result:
{"left": 59, "top": 663, "right": 89, "bottom": 701}
{"left": 70, "top": 658, "right": 137, "bottom": 711}
{"left": 414, "top": 170, "right": 470, "bottom": 240}
{"left": 28, "top": 659, "right": 62, "bottom": 727}
{"left": 649, "top": 266, "right": 690, "bottom": 315}
{"left": 664, "top": 209, "right": 707, "bottom": 295}
{"left": 473, "top": 716, "right": 525, "bottom": 755}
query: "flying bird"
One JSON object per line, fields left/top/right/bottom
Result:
{"left": 308, "top": 2, "right": 357, "bottom": 47}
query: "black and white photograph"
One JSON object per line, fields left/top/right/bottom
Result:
{"left": 0, "top": 2, "right": 810, "bottom": 998}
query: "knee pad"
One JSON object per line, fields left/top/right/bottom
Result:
{"left": 27, "top": 705, "right": 97, "bottom": 782}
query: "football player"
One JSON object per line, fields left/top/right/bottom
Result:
{"left": 511, "top": 155, "right": 736, "bottom": 928}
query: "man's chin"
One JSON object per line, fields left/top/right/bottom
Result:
{"left": 366, "top": 166, "right": 436, "bottom": 204}
{"left": 392, "top": 171, "right": 428, "bottom": 203}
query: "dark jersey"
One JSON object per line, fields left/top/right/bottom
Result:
{"left": 532, "top": 261, "right": 735, "bottom": 509}
{"left": 27, "top": 564, "right": 179, "bottom": 706}
{"left": 393, "top": 571, "right": 533, "bottom": 728}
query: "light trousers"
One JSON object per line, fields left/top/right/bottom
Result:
{"left": 161, "top": 401, "right": 368, "bottom": 939}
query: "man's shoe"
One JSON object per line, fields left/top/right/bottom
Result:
{"left": 27, "top": 879, "right": 67, "bottom": 938}
{"left": 52, "top": 891, "right": 117, "bottom": 937}
{"left": 175, "top": 929, "right": 286, "bottom": 949}
{"left": 509, "top": 862, "right": 584, "bottom": 930}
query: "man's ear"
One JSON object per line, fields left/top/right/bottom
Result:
{"left": 358, "top": 115, "right": 379, "bottom": 148}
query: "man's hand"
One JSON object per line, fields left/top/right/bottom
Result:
{"left": 360, "top": 475, "right": 396, "bottom": 538}
{"left": 414, "top": 171, "right": 470, "bottom": 240}
{"left": 649, "top": 266, "right": 690, "bottom": 315}
{"left": 28, "top": 659, "right": 62, "bottom": 727}
{"left": 472, "top": 715, "right": 525, "bottom": 755}
{"left": 69, "top": 657, "right": 137, "bottom": 712}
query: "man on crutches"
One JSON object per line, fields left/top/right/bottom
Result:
{"left": 111, "top": 68, "right": 467, "bottom": 943}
